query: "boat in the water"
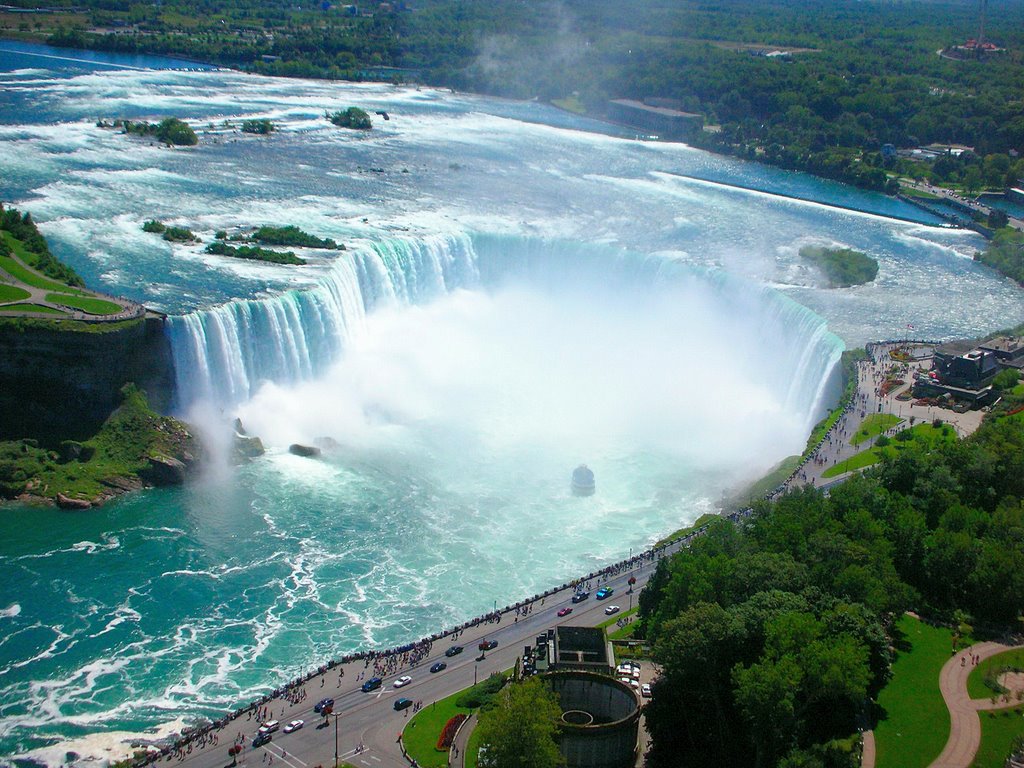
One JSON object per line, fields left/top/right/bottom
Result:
{"left": 571, "top": 464, "right": 595, "bottom": 496}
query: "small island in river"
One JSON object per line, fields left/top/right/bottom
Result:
{"left": 799, "top": 244, "right": 879, "bottom": 288}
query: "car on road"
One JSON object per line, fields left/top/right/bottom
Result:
{"left": 394, "top": 697, "right": 413, "bottom": 711}
{"left": 641, "top": 684, "right": 652, "bottom": 698}
{"left": 445, "top": 645, "right": 464, "bottom": 657}
{"left": 393, "top": 675, "right": 412, "bottom": 688}
{"left": 571, "top": 591, "right": 590, "bottom": 603}
{"left": 313, "top": 698, "right": 334, "bottom": 714}
{"left": 361, "top": 677, "right": 383, "bottom": 692}
{"left": 283, "top": 720, "right": 304, "bottom": 734}
{"left": 604, "top": 605, "right": 620, "bottom": 615}
{"left": 430, "top": 661, "right": 447, "bottom": 673}
{"left": 596, "top": 587, "right": 614, "bottom": 600}
{"left": 557, "top": 607, "right": 573, "bottom": 617}
{"left": 479, "top": 640, "right": 498, "bottom": 651}
{"left": 258, "top": 720, "right": 279, "bottom": 735}
{"left": 253, "top": 732, "right": 272, "bottom": 747}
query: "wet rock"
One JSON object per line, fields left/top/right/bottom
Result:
{"left": 139, "top": 454, "right": 187, "bottom": 485}
{"left": 56, "top": 493, "right": 92, "bottom": 510}
{"left": 288, "top": 443, "right": 321, "bottom": 458}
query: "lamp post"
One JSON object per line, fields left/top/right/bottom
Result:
{"left": 323, "top": 707, "right": 338, "bottom": 768}
{"left": 474, "top": 663, "right": 478, "bottom": 686}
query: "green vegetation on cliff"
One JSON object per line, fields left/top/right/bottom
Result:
{"left": 976, "top": 228, "right": 1024, "bottom": 286}
{"left": 241, "top": 118, "right": 274, "bottom": 135}
{"left": 0, "top": 384, "right": 198, "bottom": 506}
{"left": 327, "top": 107, "right": 372, "bottom": 130}
{"left": 1, "top": 204, "right": 84, "bottom": 288}
{"left": 205, "top": 240, "right": 306, "bottom": 265}
{"left": 800, "top": 245, "right": 879, "bottom": 288}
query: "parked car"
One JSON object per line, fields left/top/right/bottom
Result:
{"left": 596, "top": 587, "right": 613, "bottom": 600}
{"left": 641, "top": 684, "right": 652, "bottom": 698}
{"left": 258, "top": 720, "right": 279, "bottom": 735}
{"left": 571, "top": 591, "right": 590, "bottom": 603}
{"left": 445, "top": 645, "right": 464, "bottom": 657}
{"left": 557, "top": 607, "right": 573, "bottom": 617}
{"left": 283, "top": 720, "right": 304, "bottom": 734}
{"left": 430, "top": 661, "right": 447, "bottom": 673}
{"left": 604, "top": 605, "right": 620, "bottom": 615}
{"left": 253, "top": 732, "right": 272, "bottom": 747}
{"left": 394, "top": 698, "right": 413, "bottom": 711}
{"left": 313, "top": 698, "right": 334, "bottom": 714}
{"left": 393, "top": 675, "right": 412, "bottom": 688}
{"left": 361, "top": 677, "right": 383, "bottom": 692}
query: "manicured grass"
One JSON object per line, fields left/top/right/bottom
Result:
{"left": 974, "top": 706, "right": 1024, "bottom": 768}
{"left": 0, "top": 283, "right": 31, "bottom": 302}
{"left": 551, "top": 95, "right": 586, "bottom": 114}
{"left": 45, "top": 293, "right": 122, "bottom": 315}
{"left": 1, "top": 232, "right": 86, "bottom": 294}
{"left": 0, "top": 302, "right": 65, "bottom": 314}
{"left": 969, "top": 649, "right": 1024, "bottom": 700}
{"left": 608, "top": 620, "right": 639, "bottom": 640}
{"left": 596, "top": 606, "right": 638, "bottom": 631}
{"left": 901, "top": 186, "right": 942, "bottom": 200}
{"left": 823, "top": 423, "right": 956, "bottom": 478}
{"left": 851, "top": 413, "right": 903, "bottom": 446}
{"left": 464, "top": 724, "right": 484, "bottom": 768}
{"left": 403, "top": 697, "right": 471, "bottom": 768}
{"left": 874, "top": 614, "right": 961, "bottom": 768}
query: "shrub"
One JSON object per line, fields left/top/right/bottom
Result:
{"left": 142, "top": 220, "right": 166, "bottom": 233}
{"left": 326, "top": 107, "right": 372, "bottom": 130}
{"left": 436, "top": 714, "right": 467, "bottom": 750}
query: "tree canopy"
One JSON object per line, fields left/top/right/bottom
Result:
{"left": 476, "top": 677, "right": 564, "bottom": 768}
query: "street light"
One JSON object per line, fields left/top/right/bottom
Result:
{"left": 474, "top": 663, "right": 478, "bottom": 686}
{"left": 323, "top": 706, "right": 339, "bottom": 768}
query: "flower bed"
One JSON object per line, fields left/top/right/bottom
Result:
{"left": 436, "top": 714, "right": 467, "bottom": 750}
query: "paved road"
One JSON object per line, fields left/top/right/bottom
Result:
{"left": 157, "top": 543, "right": 680, "bottom": 768}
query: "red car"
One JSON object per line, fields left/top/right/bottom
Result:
{"left": 557, "top": 607, "right": 573, "bottom": 617}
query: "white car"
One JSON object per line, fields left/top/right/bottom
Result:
{"left": 641, "top": 684, "right": 652, "bottom": 698}
{"left": 258, "top": 720, "right": 280, "bottom": 735}
{"left": 617, "top": 676, "right": 632, "bottom": 686}
{"left": 604, "top": 605, "right": 620, "bottom": 616}
{"left": 615, "top": 664, "right": 632, "bottom": 676}
{"left": 632, "top": 668, "right": 641, "bottom": 680}
{"left": 393, "top": 675, "right": 412, "bottom": 688}
{"left": 283, "top": 720, "right": 304, "bottom": 734}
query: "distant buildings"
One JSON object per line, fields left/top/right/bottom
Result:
{"left": 916, "top": 336, "right": 1024, "bottom": 405}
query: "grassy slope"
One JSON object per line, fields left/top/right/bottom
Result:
{"left": 1, "top": 232, "right": 86, "bottom": 295}
{"left": 655, "top": 512, "right": 719, "bottom": 547}
{"left": 823, "top": 422, "right": 956, "bottom": 478}
{"left": 851, "top": 413, "right": 903, "bottom": 446}
{"left": 44, "top": 292, "right": 122, "bottom": 314}
{"left": 975, "top": 706, "right": 1024, "bottom": 768}
{"left": 874, "top": 614, "right": 958, "bottom": 768}
{"left": 0, "top": 384, "right": 194, "bottom": 502}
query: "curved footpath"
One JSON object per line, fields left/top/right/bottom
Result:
{"left": 928, "top": 643, "right": 1024, "bottom": 768}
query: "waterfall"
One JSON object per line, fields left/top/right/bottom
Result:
{"left": 167, "top": 231, "right": 844, "bottom": 427}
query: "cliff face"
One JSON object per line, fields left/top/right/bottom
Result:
{"left": 0, "top": 315, "right": 175, "bottom": 442}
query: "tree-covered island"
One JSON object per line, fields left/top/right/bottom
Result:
{"left": 97, "top": 117, "right": 198, "bottom": 146}
{"left": 799, "top": 244, "right": 879, "bottom": 288}
{"left": 327, "top": 107, "right": 373, "bottom": 130}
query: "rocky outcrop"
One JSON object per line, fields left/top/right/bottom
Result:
{"left": 139, "top": 454, "right": 189, "bottom": 486}
{"left": 288, "top": 443, "right": 321, "bottom": 458}
{"left": 232, "top": 419, "right": 265, "bottom": 462}
{"left": 56, "top": 493, "right": 92, "bottom": 510}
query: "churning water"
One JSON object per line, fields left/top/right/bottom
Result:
{"left": 0, "top": 41, "right": 1021, "bottom": 765}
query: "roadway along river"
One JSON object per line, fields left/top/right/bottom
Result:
{"left": 171, "top": 537, "right": 687, "bottom": 768}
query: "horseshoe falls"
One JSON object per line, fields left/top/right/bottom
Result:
{"left": 1, "top": 41, "right": 1023, "bottom": 767}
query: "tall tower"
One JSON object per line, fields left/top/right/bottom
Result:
{"left": 977, "top": 0, "right": 987, "bottom": 54}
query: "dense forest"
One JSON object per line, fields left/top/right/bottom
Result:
{"left": 637, "top": 405, "right": 1024, "bottom": 767}
{"left": 8, "top": 0, "right": 1024, "bottom": 193}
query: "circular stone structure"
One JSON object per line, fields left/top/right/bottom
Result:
{"left": 543, "top": 670, "right": 640, "bottom": 768}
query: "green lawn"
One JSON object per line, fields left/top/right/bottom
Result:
{"left": 0, "top": 302, "right": 65, "bottom": 314}
{"left": 465, "top": 724, "right": 484, "bottom": 768}
{"left": 851, "top": 413, "right": 903, "bottom": 446}
{"left": 974, "top": 706, "right": 1024, "bottom": 768}
{"left": 656, "top": 512, "right": 720, "bottom": 547}
{"left": 0, "top": 283, "right": 31, "bottom": 302}
{"left": 596, "top": 606, "right": 638, "bottom": 631}
{"left": 874, "top": 614, "right": 960, "bottom": 768}
{"left": 824, "top": 423, "right": 956, "bottom": 479}
{"left": 45, "top": 293, "right": 122, "bottom": 315}
{"left": 403, "top": 697, "right": 471, "bottom": 768}
{"left": 1, "top": 232, "right": 86, "bottom": 294}
{"left": 969, "top": 649, "right": 1024, "bottom": 700}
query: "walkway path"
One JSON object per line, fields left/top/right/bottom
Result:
{"left": 929, "top": 642, "right": 1024, "bottom": 768}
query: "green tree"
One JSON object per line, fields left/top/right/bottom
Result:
{"left": 476, "top": 678, "right": 564, "bottom": 768}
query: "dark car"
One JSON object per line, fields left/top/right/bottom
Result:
{"left": 445, "top": 645, "right": 464, "bottom": 657}
{"left": 596, "top": 587, "right": 614, "bottom": 600}
{"left": 394, "top": 697, "right": 413, "bottom": 711}
{"left": 479, "top": 640, "right": 498, "bottom": 651}
{"left": 253, "top": 732, "right": 272, "bottom": 748}
{"left": 313, "top": 697, "right": 334, "bottom": 714}
{"left": 361, "top": 677, "right": 383, "bottom": 692}
{"left": 571, "top": 591, "right": 590, "bottom": 603}
{"left": 430, "top": 662, "right": 447, "bottom": 673}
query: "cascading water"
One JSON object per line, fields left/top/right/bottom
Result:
{"left": 168, "top": 232, "right": 844, "bottom": 428}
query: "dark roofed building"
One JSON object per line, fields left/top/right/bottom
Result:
{"left": 551, "top": 626, "right": 613, "bottom": 674}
